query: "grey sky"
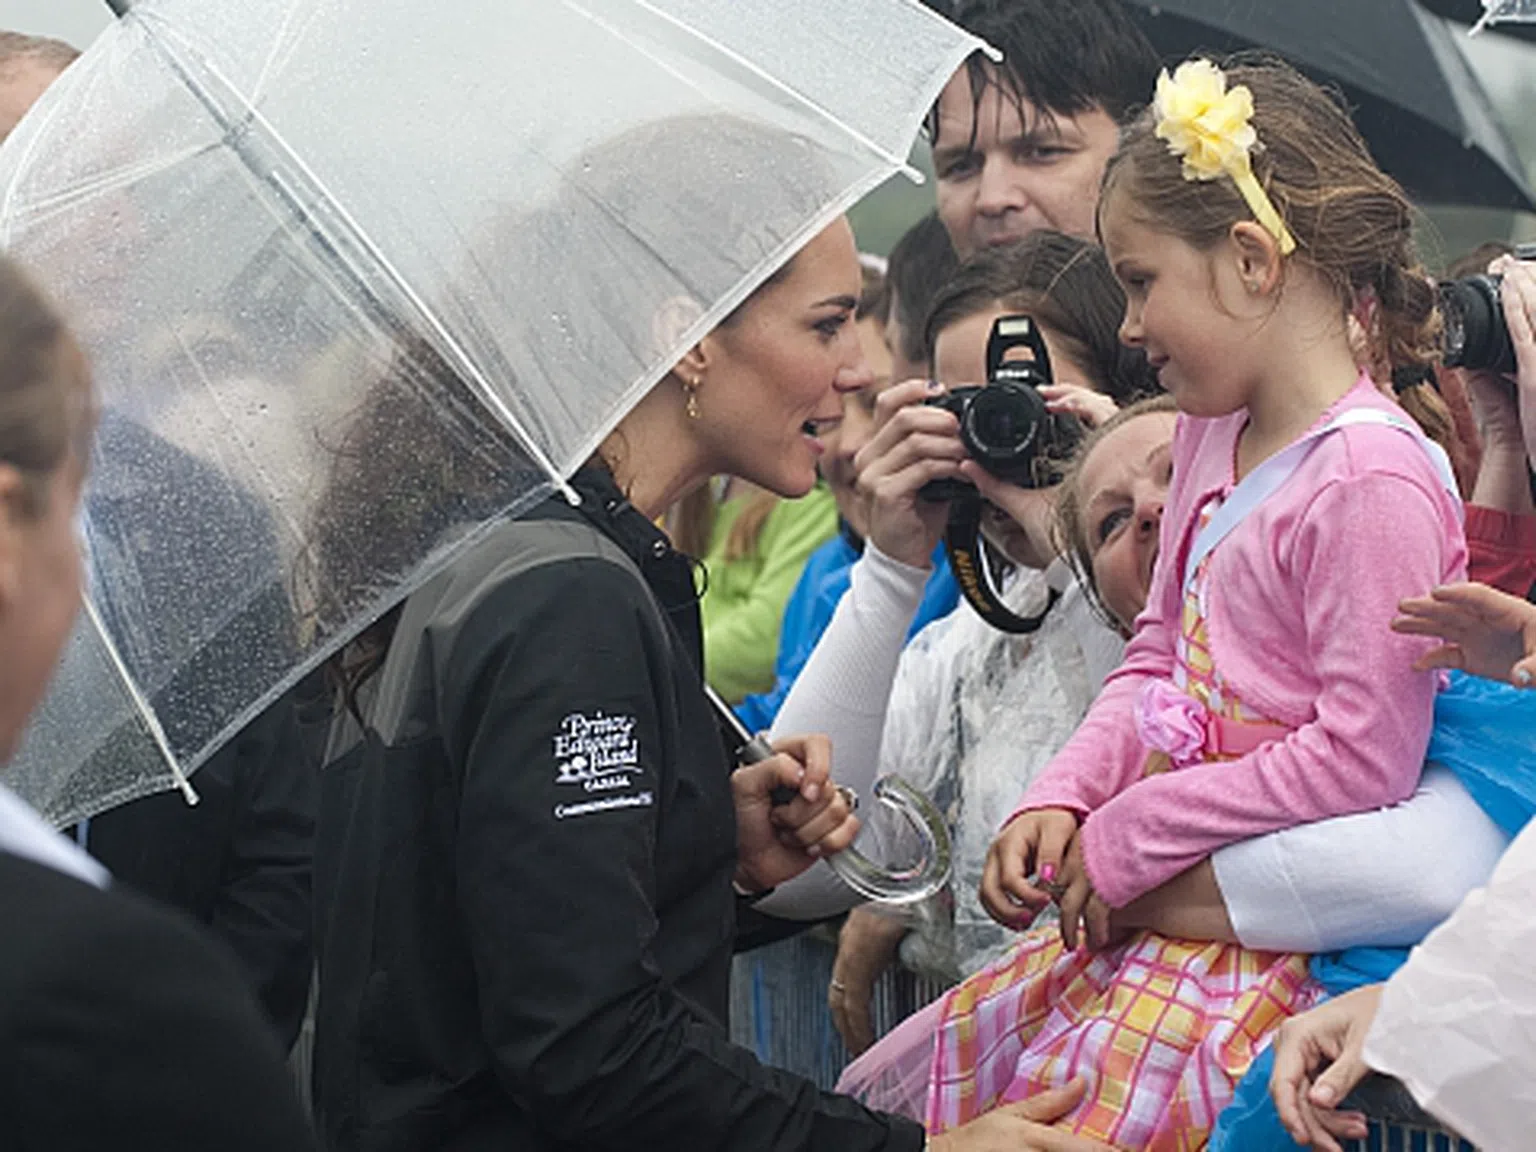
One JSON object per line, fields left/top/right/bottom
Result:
{"left": 0, "top": 0, "right": 111, "bottom": 51}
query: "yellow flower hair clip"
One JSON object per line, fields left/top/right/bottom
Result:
{"left": 1153, "top": 60, "right": 1296, "bottom": 255}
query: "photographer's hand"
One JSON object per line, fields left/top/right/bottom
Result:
{"left": 854, "top": 379, "right": 965, "bottom": 568}
{"left": 1490, "top": 255, "right": 1536, "bottom": 473}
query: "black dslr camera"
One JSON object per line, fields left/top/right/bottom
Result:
{"left": 1439, "top": 242, "right": 1536, "bottom": 374}
{"left": 919, "top": 314, "right": 1084, "bottom": 501}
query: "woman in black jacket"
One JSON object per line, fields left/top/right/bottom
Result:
{"left": 309, "top": 118, "right": 1111, "bottom": 1152}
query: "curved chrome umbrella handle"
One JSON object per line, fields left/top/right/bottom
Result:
{"left": 705, "top": 685, "right": 951, "bottom": 906}
{"left": 824, "top": 774, "right": 952, "bottom": 906}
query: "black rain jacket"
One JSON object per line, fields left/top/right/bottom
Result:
{"left": 313, "top": 469, "right": 923, "bottom": 1152}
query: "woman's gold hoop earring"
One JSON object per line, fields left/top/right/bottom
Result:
{"left": 684, "top": 376, "right": 702, "bottom": 420}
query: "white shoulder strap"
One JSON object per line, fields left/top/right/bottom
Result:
{"left": 1182, "top": 407, "right": 1459, "bottom": 594}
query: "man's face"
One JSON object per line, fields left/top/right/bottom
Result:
{"left": 931, "top": 67, "right": 1119, "bottom": 256}
{"left": 0, "top": 59, "right": 65, "bottom": 144}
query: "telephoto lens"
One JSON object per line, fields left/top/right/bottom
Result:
{"left": 1440, "top": 242, "right": 1536, "bottom": 374}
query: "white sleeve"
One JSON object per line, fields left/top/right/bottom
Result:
{"left": 1362, "top": 818, "right": 1536, "bottom": 1152}
{"left": 754, "top": 543, "right": 929, "bottom": 919}
{"left": 1211, "top": 765, "right": 1508, "bottom": 952}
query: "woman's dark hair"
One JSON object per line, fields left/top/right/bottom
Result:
{"left": 309, "top": 115, "right": 834, "bottom": 710}
{"left": 923, "top": 230, "right": 1161, "bottom": 404}
{"left": 0, "top": 254, "right": 89, "bottom": 515}
{"left": 886, "top": 213, "right": 959, "bottom": 368}
{"left": 1053, "top": 393, "right": 1178, "bottom": 633}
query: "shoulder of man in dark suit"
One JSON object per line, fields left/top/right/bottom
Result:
{"left": 0, "top": 852, "right": 317, "bottom": 1152}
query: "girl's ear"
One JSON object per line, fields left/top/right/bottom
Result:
{"left": 1229, "top": 220, "right": 1283, "bottom": 297}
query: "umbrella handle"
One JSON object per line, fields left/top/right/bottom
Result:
{"left": 704, "top": 683, "right": 952, "bottom": 906}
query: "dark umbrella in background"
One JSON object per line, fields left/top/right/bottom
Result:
{"left": 1122, "top": 0, "right": 1536, "bottom": 212}
{"left": 1420, "top": 0, "right": 1536, "bottom": 38}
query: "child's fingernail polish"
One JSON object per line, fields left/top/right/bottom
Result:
{"left": 1517, "top": 667, "right": 1533, "bottom": 687}
{"left": 1041, "top": 864, "right": 1057, "bottom": 884}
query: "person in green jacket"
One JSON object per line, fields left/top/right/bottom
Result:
{"left": 691, "top": 478, "right": 839, "bottom": 704}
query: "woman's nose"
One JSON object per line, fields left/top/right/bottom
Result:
{"left": 837, "top": 355, "right": 875, "bottom": 394}
{"left": 1118, "top": 307, "right": 1143, "bottom": 348}
{"left": 1135, "top": 491, "right": 1163, "bottom": 535}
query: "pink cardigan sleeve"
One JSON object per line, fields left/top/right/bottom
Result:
{"left": 1006, "top": 471, "right": 1187, "bottom": 819}
{"left": 1078, "top": 470, "right": 1466, "bottom": 908}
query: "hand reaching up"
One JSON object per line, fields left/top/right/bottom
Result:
{"left": 1392, "top": 581, "right": 1536, "bottom": 686}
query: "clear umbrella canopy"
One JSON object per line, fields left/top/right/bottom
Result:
{"left": 0, "top": 0, "right": 983, "bottom": 825}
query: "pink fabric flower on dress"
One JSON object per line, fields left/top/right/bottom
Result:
{"left": 1135, "top": 678, "right": 1207, "bottom": 769}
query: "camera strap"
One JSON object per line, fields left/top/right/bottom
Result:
{"left": 943, "top": 494, "right": 1059, "bottom": 634}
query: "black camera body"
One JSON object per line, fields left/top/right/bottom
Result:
{"left": 919, "top": 314, "right": 1083, "bottom": 502}
{"left": 1439, "top": 242, "right": 1536, "bottom": 374}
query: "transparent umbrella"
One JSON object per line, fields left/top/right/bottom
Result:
{"left": 0, "top": 0, "right": 985, "bottom": 826}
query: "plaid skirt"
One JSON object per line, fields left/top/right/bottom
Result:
{"left": 926, "top": 928, "right": 1320, "bottom": 1150}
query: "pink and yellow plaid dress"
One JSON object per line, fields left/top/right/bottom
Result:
{"left": 925, "top": 501, "right": 1321, "bottom": 1150}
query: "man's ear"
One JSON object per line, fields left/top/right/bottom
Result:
{"left": 1229, "top": 220, "right": 1284, "bottom": 297}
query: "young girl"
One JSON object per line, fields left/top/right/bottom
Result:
{"left": 940, "top": 57, "right": 1467, "bottom": 1147}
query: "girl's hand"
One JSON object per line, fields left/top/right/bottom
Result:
{"left": 1392, "top": 581, "right": 1536, "bottom": 686}
{"left": 1488, "top": 255, "right": 1536, "bottom": 472}
{"left": 731, "top": 734, "right": 858, "bottom": 893}
{"left": 1037, "top": 383, "right": 1118, "bottom": 428}
{"left": 928, "top": 1080, "right": 1116, "bottom": 1151}
{"left": 1268, "top": 985, "right": 1381, "bottom": 1152}
{"left": 980, "top": 807, "right": 1080, "bottom": 929}
{"left": 854, "top": 379, "right": 965, "bottom": 569}
{"left": 1053, "top": 832, "right": 1113, "bottom": 951}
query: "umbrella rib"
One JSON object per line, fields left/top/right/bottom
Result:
{"left": 134, "top": 21, "right": 581, "bottom": 505}
{"left": 79, "top": 596, "right": 200, "bottom": 807}
{"left": 565, "top": 0, "right": 924, "bottom": 183}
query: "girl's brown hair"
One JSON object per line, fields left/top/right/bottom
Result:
{"left": 1098, "top": 55, "right": 1454, "bottom": 449}
{"left": 1053, "top": 393, "right": 1178, "bottom": 633}
{"left": 0, "top": 255, "right": 89, "bottom": 515}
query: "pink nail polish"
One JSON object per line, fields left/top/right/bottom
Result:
{"left": 1041, "top": 864, "right": 1057, "bottom": 884}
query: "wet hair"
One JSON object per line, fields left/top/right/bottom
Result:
{"left": 1099, "top": 55, "right": 1453, "bottom": 449}
{"left": 1053, "top": 393, "right": 1178, "bottom": 632}
{"left": 0, "top": 31, "right": 80, "bottom": 76}
{"left": 930, "top": 0, "right": 1160, "bottom": 148}
{"left": 886, "top": 213, "right": 959, "bottom": 368}
{"left": 922, "top": 230, "right": 1161, "bottom": 404}
{"left": 0, "top": 254, "right": 89, "bottom": 517}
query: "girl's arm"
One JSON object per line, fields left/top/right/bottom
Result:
{"left": 1078, "top": 472, "right": 1462, "bottom": 908}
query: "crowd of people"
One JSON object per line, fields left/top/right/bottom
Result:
{"left": 1, "top": 0, "right": 1535, "bottom": 1149}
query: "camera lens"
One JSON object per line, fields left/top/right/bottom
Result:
{"left": 1439, "top": 275, "right": 1515, "bottom": 375}
{"left": 964, "top": 383, "right": 1044, "bottom": 460}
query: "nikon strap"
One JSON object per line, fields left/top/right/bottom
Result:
{"left": 943, "top": 493, "right": 1059, "bottom": 634}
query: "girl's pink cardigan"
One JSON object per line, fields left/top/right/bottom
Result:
{"left": 1015, "top": 374, "right": 1468, "bottom": 908}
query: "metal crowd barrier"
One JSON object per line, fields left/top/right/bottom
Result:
{"left": 1342, "top": 1076, "right": 1477, "bottom": 1152}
